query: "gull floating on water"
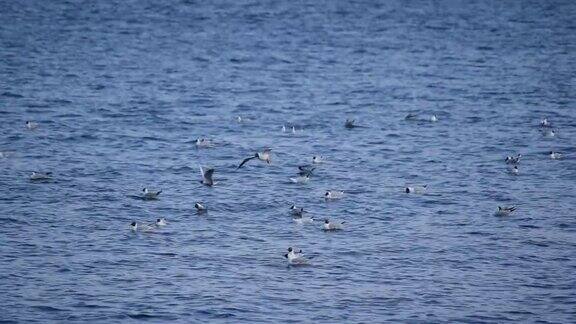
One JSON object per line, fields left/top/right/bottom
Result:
{"left": 505, "top": 154, "right": 522, "bottom": 164}
{"left": 237, "top": 148, "right": 272, "bottom": 169}
{"left": 509, "top": 165, "right": 519, "bottom": 175}
{"left": 290, "top": 174, "right": 310, "bottom": 184}
{"left": 142, "top": 188, "right": 162, "bottom": 200}
{"left": 345, "top": 119, "right": 358, "bottom": 129}
{"left": 25, "top": 121, "right": 38, "bottom": 130}
{"left": 325, "top": 190, "right": 344, "bottom": 200}
{"left": 312, "top": 156, "right": 324, "bottom": 164}
{"left": 290, "top": 205, "right": 306, "bottom": 217}
{"left": 30, "top": 171, "right": 52, "bottom": 180}
{"left": 405, "top": 185, "right": 427, "bottom": 194}
{"left": 130, "top": 221, "right": 155, "bottom": 232}
{"left": 430, "top": 115, "right": 438, "bottom": 122}
{"left": 284, "top": 247, "right": 308, "bottom": 265}
{"left": 294, "top": 215, "right": 315, "bottom": 224}
{"left": 323, "top": 219, "right": 345, "bottom": 231}
{"left": 542, "top": 129, "right": 556, "bottom": 138}
{"left": 195, "top": 138, "right": 213, "bottom": 148}
{"left": 549, "top": 151, "right": 563, "bottom": 160}
{"left": 195, "top": 202, "right": 207, "bottom": 213}
{"left": 540, "top": 118, "right": 551, "bottom": 127}
{"left": 199, "top": 166, "right": 215, "bottom": 186}
{"left": 495, "top": 206, "right": 516, "bottom": 216}
{"left": 156, "top": 218, "right": 167, "bottom": 226}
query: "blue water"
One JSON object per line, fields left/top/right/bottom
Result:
{"left": 1, "top": 0, "right": 576, "bottom": 323}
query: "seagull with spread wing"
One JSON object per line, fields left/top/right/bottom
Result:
{"left": 237, "top": 148, "right": 272, "bottom": 169}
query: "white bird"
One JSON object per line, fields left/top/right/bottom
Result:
{"left": 294, "top": 216, "right": 315, "bottom": 225}
{"left": 284, "top": 247, "right": 308, "bottom": 265}
{"left": 195, "top": 202, "right": 207, "bottom": 212}
{"left": 130, "top": 221, "right": 155, "bottom": 232}
{"left": 540, "top": 118, "right": 551, "bottom": 127}
{"left": 292, "top": 126, "right": 296, "bottom": 134}
{"left": 430, "top": 115, "right": 438, "bottom": 122}
{"left": 543, "top": 129, "right": 556, "bottom": 138}
{"left": 405, "top": 113, "right": 418, "bottom": 120}
{"left": 405, "top": 185, "right": 427, "bottom": 194}
{"left": 323, "top": 219, "right": 345, "bottom": 231}
{"left": 495, "top": 206, "right": 516, "bottom": 216}
{"left": 282, "top": 125, "right": 286, "bottom": 132}
{"left": 345, "top": 119, "right": 357, "bottom": 129}
{"left": 25, "top": 121, "right": 38, "bottom": 130}
{"left": 312, "top": 156, "right": 324, "bottom": 164}
{"left": 549, "top": 151, "right": 563, "bottom": 160}
{"left": 156, "top": 218, "right": 167, "bottom": 226}
{"left": 142, "top": 188, "right": 162, "bottom": 200}
{"left": 324, "top": 190, "right": 344, "bottom": 200}
{"left": 290, "top": 175, "right": 310, "bottom": 184}
{"left": 510, "top": 165, "right": 519, "bottom": 175}
{"left": 199, "top": 166, "right": 215, "bottom": 186}
{"left": 30, "top": 171, "right": 52, "bottom": 180}
{"left": 290, "top": 205, "right": 305, "bottom": 216}
{"left": 237, "top": 116, "right": 243, "bottom": 123}
{"left": 195, "top": 138, "right": 213, "bottom": 148}
{"left": 237, "top": 148, "right": 272, "bottom": 169}
{"left": 505, "top": 154, "right": 522, "bottom": 164}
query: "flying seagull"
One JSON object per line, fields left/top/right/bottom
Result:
{"left": 237, "top": 148, "right": 272, "bottom": 169}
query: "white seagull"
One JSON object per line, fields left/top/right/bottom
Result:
{"left": 156, "top": 218, "right": 167, "bottom": 226}
{"left": 237, "top": 148, "right": 272, "bottom": 169}
{"left": 495, "top": 206, "right": 516, "bottom": 216}
{"left": 30, "top": 171, "right": 52, "bottom": 180}
{"left": 324, "top": 190, "right": 344, "bottom": 200}
{"left": 195, "top": 202, "right": 207, "bottom": 213}
{"left": 130, "top": 221, "right": 155, "bottom": 232}
{"left": 199, "top": 166, "right": 215, "bottom": 186}
{"left": 312, "top": 156, "right": 324, "bottom": 164}
{"left": 505, "top": 154, "right": 522, "bottom": 164}
{"left": 549, "top": 151, "right": 563, "bottom": 160}
{"left": 284, "top": 247, "right": 308, "bottom": 265}
{"left": 540, "top": 118, "right": 551, "bottom": 127}
{"left": 142, "top": 188, "right": 162, "bottom": 200}
{"left": 405, "top": 185, "right": 427, "bottom": 194}
{"left": 323, "top": 219, "right": 345, "bottom": 231}
{"left": 25, "top": 121, "right": 38, "bottom": 130}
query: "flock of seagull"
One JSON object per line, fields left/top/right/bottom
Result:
{"left": 16, "top": 114, "right": 564, "bottom": 266}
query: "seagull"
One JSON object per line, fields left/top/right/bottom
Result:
{"left": 290, "top": 205, "right": 306, "bottom": 217}
{"left": 509, "top": 165, "right": 519, "bottom": 175}
{"left": 345, "top": 119, "right": 357, "bottom": 129}
{"left": 495, "top": 206, "right": 516, "bottom": 216}
{"left": 542, "top": 129, "right": 556, "bottom": 138}
{"left": 25, "top": 121, "right": 38, "bottom": 130}
{"left": 195, "top": 202, "right": 207, "bottom": 213}
{"left": 430, "top": 115, "right": 438, "bottom": 122}
{"left": 30, "top": 171, "right": 52, "bottom": 180}
{"left": 312, "top": 156, "right": 324, "bottom": 164}
{"left": 540, "top": 118, "right": 551, "bottom": 127}
{"left": 156, "top": 218, "right": 167, "bottom": 226}
{"left": 405, "top": 113, "right": 418, "bottom": 120}
{"left": 549, "top": 151, "right": 563, "bottom": 160}
{"left": 130, "top": 221, "right": 155, "bottom": 232}
{"left": 293, "top": 216, "right": 315, "bottom": 224}
{"left": 290, "top": 175, "right": 310, "bottom": 184}
{"left": 282, "top": 125, "right": 286, "bottom": 132}
{"left": 323, "top": 219, "right": 345, "bottom": 231}
{"left": 142, "top": 188, "right": 162, "bottom": 200}
{"left": 237, "top": 148, "right": 272, "bottom": 169}
{"left": 195, "top": 138, "right": 213, "bottom": 148}
{"left": 505, "top": 154, "right": 522, "bottom": 164}
{"left": 324, "top": 190, "right": 344, "bottom": 200}
{"left": 199, "top": 166, "right": 215, "bottom": 186}
{"left": 405, "top": 185, "right": 427, "bottom": 194}
{"left": 284, "top": 247, "right": 308, "bottom": 265}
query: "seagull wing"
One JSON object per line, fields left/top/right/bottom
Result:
{"left": 237, "top": 156, "right": 256, "bottom": 169}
